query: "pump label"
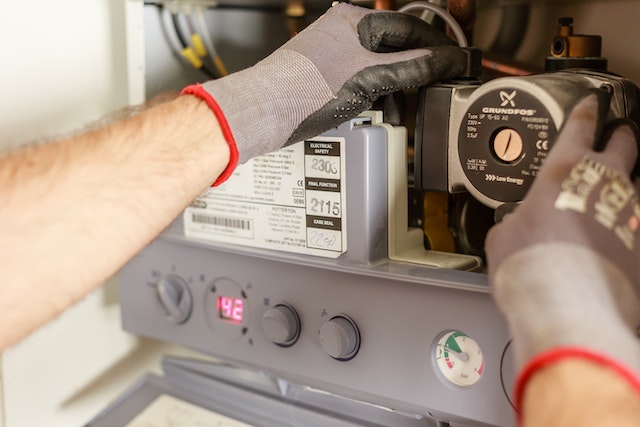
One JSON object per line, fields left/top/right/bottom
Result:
{"left": 184, "top": 138, "right": 347, "bottom": 258}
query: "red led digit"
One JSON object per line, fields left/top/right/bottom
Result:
{"left": 232, "top": 299, "right": 243, "bottom": 322}
{"left": 218, "top": 296, "right": 243, "bottom": 323}
{"left": 218, "top": 296, "right": 232, "bottom": 319}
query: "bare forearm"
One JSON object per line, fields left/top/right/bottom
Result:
{"left": 522, "top": 360, "right": 640, "bottom": 426}
{"left": 0, "top": 95, "right": 228, "bottom": 349}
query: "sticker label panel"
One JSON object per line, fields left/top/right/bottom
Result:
{"left": 184, "top": 138, "right": 347, "bottom": 258}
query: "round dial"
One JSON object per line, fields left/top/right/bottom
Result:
{"left": 155, "top": 275, "right": 192, "bottom": 324}
{"left": 262, "top": 304, "right": 301, "bottom": 347}
{"left": 434, "top": 331, "right": 484, "bottom": 387}
{"left": 319, "top": 315, "right": 360, "bottom": 360}
{"left": 492, "top": 128, "right": 524, "bottom": 163}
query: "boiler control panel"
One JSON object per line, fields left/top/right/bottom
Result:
{"left": 119, "top": 119, "right": 516, "bottom": 426}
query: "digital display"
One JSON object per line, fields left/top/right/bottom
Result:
{"left": 217, "top": 296, "right": 244, "bottom": 323}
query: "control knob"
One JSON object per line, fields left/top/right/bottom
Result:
{"left": 262, "top": 304, "right": 301, "bottom": 347}
{"left": 319, "top": 315, "right": 361, "bottom": 360}
{"left": 155, "top": 275, "right": 192, "bottom": 324}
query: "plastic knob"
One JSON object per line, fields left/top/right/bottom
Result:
{"left": 262, "top": 304, "right": 300, "bottom": 346}
{"left": 319, "top": 315, "right": 360, "bottom": 360}
{"left": 156, "top": 275, "right": 192, "bottom": 324}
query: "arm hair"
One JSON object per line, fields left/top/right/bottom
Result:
{"left": 0, "top": 95, "right": 228, "bottom": 349}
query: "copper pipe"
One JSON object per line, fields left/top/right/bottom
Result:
{"left": 481, "top": 58, "right": 534, "bottom": 77}
{"left": 447, "top": 0, "right": 476, "bottom": 45}
{"left": 481, "top": 53, "right": 540, "bottom": 78}
{"left": 373, "top": 0, "right": 396, "bottom": 10}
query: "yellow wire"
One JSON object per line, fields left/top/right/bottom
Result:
{"left": 181, "top": 47, "right": 203, "bottom": 69}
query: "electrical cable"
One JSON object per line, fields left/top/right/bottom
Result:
{"left": 447, "top": 0, "right": 477, "bottom": 44}
{"left": 398, "top": 1, "right": 469, "bottom": 47}
{"left": 160, "top": 7, "right": 192, "bottom": 60}
{"left": 193, "top": 6, "right": 229, "bottom": 76}
{"left": 417, "top": 0, "right": 447, "bottom": 25}
{"left": 398, "top": 1, "right": 534, "bottom": 76}
{"left": 172, "top": 12, "right": 208, "bottom": 75}
{"left": 170, "top": 12, "right": 190, "bottom": 47}
{"left": 183, "top": 10, "right": 214, "bottom": 64}
{"left": 170, "top": 10, "right": 221, "bottom": 79}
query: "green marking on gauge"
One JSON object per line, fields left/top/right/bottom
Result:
{"left": 445, "top": 331, "right": 464, "bottom": 354}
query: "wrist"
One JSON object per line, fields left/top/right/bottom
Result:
{"left": 515, "top": 347, "right": 640, "bottom": 413}
{"left": 515, "top": 351, "right": 640, "bottom": 427}
{"left": 181, "top": 85, "right": 239, "bottom": 186}
{"left": 194, "top": 50, "right": 333, "bottom": 163}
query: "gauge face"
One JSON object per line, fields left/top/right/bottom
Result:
{"left": 434, "top": 331, "right": 484, "bottom": 387}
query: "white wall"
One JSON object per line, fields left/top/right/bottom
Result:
{"left": 0, "top": 1, "right": 147, "bottom": 426}
{"left": 0, "top": 1, "right": 140, "bottom": 149}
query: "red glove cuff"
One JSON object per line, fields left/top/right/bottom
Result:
{"left": 514, "top": 347, "right": 640, "bottom": 423}
{"left": 181, "top": 84, "right": 239, "bottom": 186}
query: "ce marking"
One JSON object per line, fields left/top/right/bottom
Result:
{"left": 536, "top": 140, "right": 549, "bottom": 151}
{"left": 297, "top": 180, "right": 305, "bottom": 187}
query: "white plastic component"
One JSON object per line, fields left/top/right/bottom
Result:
{"left": 318, "top": 316, "right": 360, "bottom": 360}
{"left": 434, "top": 331, "right": 484, "bottom": 387}
{"left": 124, "top": 0, "right": 146, "bottom": 105}
{"left": 262, "top": 304, "right": 300, "bottom": 346}
{"left": 355, "top": 112, "right": 482, "bottom": 271}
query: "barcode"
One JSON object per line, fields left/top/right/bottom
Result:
{"left": 191, "top": 214, "right": 251, "bottom": 230}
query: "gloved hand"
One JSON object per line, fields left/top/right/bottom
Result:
{"left": 183, "top": 3, "right": 466, "bottom": 185}
{"left": 486, "top": 90, "right": 640, "bottom": 408}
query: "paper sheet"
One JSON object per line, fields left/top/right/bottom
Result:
{"left": 126, "top": 394, "right": 254, "bottom": 427}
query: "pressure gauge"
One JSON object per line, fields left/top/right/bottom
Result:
{"left": 434, "top": 330, "right": 484, "bottom": 387}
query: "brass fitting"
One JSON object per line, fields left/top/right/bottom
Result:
{"left": 551, "top": 17, "right": 602, "bottom": 58}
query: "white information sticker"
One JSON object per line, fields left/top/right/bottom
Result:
{"left": 184, "top": 138, "right": 347, "bottom": 258}
{"left": 126, "top": 394, "right": 253, "bottom": 427}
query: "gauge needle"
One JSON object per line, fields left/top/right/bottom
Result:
{"left": 444, "top": 344, "right": 469, "bottom": 361}
{"left": 444, "top": 344, "right": 461, "bottom": 354}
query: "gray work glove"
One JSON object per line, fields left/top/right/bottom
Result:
{"left": 183, "top": 3, "right": 466, "bottom": 184}
{"left": 486, "top": 90, "right": 640, "bottom": 407}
